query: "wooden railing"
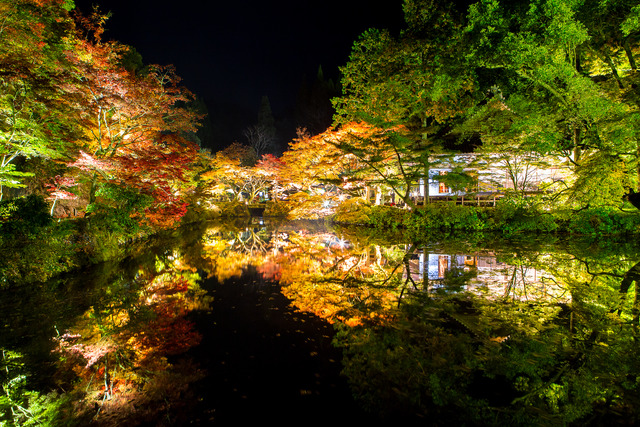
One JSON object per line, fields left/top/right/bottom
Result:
{"left": 413, "top": 194, "right": 504, "bottom": 207}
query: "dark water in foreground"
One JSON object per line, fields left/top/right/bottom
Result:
{"left": 186, "top": 270, "right": 374, "bottom": 425}
{"left": 2, "top": 219, "right": 640, "bottom": 425}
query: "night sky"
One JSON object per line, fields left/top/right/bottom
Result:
{"left": 73, "top": 0, "right": 406, "bottom": 149}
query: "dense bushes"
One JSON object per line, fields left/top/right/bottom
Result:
{"left": 348, "top": 200, "right": 640, "bottom": 237}
{"left": 366, "top": 205, "right": 408, "bottom": 230}
{"left": 407, "top": 204, "right": 488, "bottom": 233}
{"left": 361, "top": 204, "right": 491, "bottom": 235}
{"left": 0, "top": 195, "right": 52, "bottom": 237}
{"left": 333, "top": 197, "right": 372, "bottom": 224}
{"left": 561, "top": 206, "right": 640, "bottom": 235}
{"left": 0, "top": 196, "right": 79, "bottom": 286}
{"left": 490, "top": 197, "right": 558, "bottom": 236}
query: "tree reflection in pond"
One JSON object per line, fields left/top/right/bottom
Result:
{"left": 332, "top": 240, "right": 640, "bottom": 424}
{"left": 0, "top": 227, "right": 213, "bottom": 426}
{"left": 2, "top": 221, "right": 640, "bottom": 425}
{"left": 253, "top": 225, "right": 640, "bottom": 425}
{"left": 51, "top": 252, "right": 212, "bottom": 425}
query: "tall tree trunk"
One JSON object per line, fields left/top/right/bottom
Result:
{"left": 573, "top": 127, "right": 582, "bottom": 163}
{"left": 575, "top": 45, "right": 583, "bottom": 73}
{"left": 618, "top": 260, "right": 640, "bottom": 318}
{"left": 422, "top": 118, "right": 430, "bottom": 204}
{"left": 623, "top": 37, "right": 637, "bottom": 71}
{"left": 424, "top": 163, "right": 430, "bottom": 204}
{"left": 637, "top": 140, "right": 640, "bottom": 193}
{"left": 594, "top": 47, "right": 624, "bottom": 89}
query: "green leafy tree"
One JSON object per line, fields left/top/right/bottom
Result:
{"left": 333, "top": 2, "right": 480, "bottom": 203}
{"left": 456, "top": 0, "right": 640, "bottom": 207}
{"left": 0, "top": 0, "right": 78, "bottom": 199}
{"left": 335, "top": 0, "right": 640, "bottom": 209}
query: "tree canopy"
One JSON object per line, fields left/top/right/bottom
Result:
{"left": 333, "top": 0, "right": 640, "bottom": 209}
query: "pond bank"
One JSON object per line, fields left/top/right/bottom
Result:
{"left": 3, "top": 196, "right": 639, "bottom": 288}
{"left": 332, "top": 201, "right": 640, "bottom": 238}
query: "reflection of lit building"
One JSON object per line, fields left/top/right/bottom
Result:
{"left": 476, "top": 257, "right": 540, "bottom": 284}
{"left": 424, "top": 254, "right": 480, "bottom": 281}
{"left": 406, "top": 250, "right": 566, "bottom": 301}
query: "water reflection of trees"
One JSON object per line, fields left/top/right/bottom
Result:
{"left": 341, "top": 241, "right": 640, "bottom": 424}
{"left": 193, "top": 223, "right": 640, "bottom": 424}
{"left": 237, "top": 227, "right": 640, "bottom": 425}
{"left": 7, "top": 222, "right": 639, "bottom": 425}
{"left": 1, "top": 237, "right": 213, "bottom": 426}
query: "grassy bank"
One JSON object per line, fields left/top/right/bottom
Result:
{"left": 0, "top": 195, "right": 196, "bottom": 288}
{"left": 4, "top": 194, "right": 639, "bottom": 287}
{"left": 333, "top": 198, "right": 640, "bottom": 238}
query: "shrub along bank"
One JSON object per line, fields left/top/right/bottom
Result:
{"left": 4, "top": 194, "right": 639, "bottom": 288}
{"left": 0, "top": 195, "right": 185, "bottom": 288}
{"left": 335, "top": 199, "right": 640, "bottom": 238}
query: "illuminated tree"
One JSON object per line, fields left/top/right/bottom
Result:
{"left": 333, "top": 0, "right": 640, "bottom": 210}
{"left": 280, "top": 127, "right": 347, "bottom": 194}
{"left": 256, "top": 153, "right": 286, "bottom": 202}
{"left": 45, "top": 174, "right": 77, "bottom": 216}
{"left": 110, "top": 133, "right": 199, "bottom": 228}
{"left": 326, "top": 121, "right": 429, "bottom": 209}
{"left": 61, "top": 10, "right": 201, "bottom": 227}
{"left": 334, "top": 1, "right": 477, "bottom": 202}
{"left": 201, "top": 142, "right": 256, "bottom": 202}
{"left": 455, "top": 0, "right": 640, "bottom": 208}
{"left": 0, "top": 0, "right": 77, "bottom": 199}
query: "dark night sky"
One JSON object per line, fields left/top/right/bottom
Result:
{"left": 73, "top": 0, "right": 406, "bottom": 148}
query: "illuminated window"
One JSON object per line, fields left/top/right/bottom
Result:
{"left": 438, "top": 255, "right": 449, "bottom": 278}
{"left": 438, "top": 171, "right": 449, "bottom": 194}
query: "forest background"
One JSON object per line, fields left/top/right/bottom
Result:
{"left": 2, "top": 0, "right": 640, "bottom": 286}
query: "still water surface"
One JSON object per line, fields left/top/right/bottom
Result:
{"left": 2, "top": 219, "right": 640, "bottom": 425}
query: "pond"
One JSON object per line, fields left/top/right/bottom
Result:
{"left": 2, "top": 219, "right": 640, "bottom": 426}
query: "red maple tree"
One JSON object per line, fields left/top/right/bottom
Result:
{"left": 45, "top": 174, "right": 78, "bottom": 216}
{"left": 61, "top": 10, "right": 202, "bottom": 228}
